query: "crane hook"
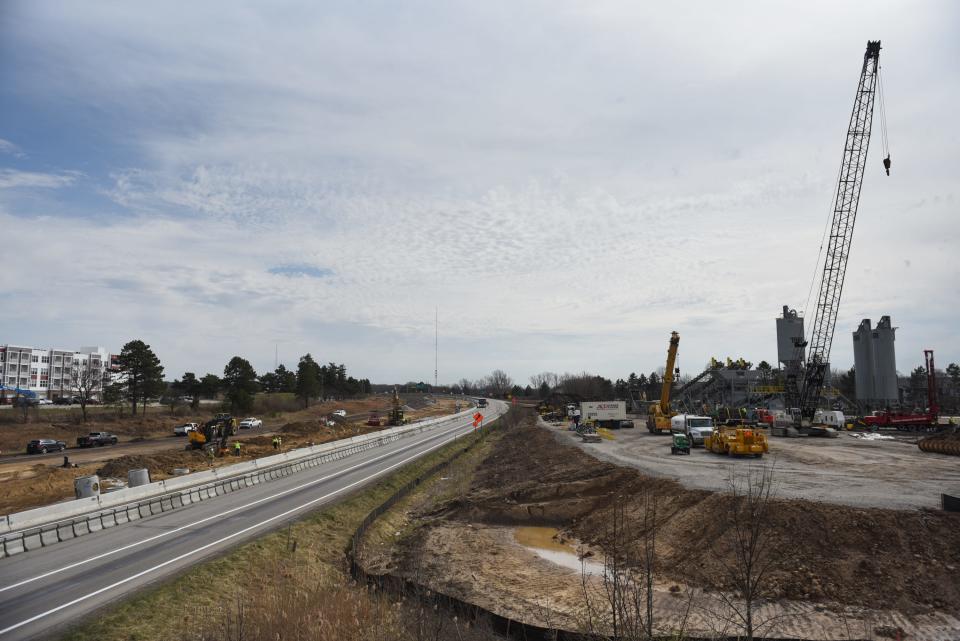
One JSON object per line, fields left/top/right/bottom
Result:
{"left": 883, "top": 154, "right": 891, "bottom": 176}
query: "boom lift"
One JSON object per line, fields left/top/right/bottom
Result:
{"left": 646, "top": 331, "right": 679, "bottom": 433}
{"left": 783, "top": 40, "right": 890, "bottom": 434}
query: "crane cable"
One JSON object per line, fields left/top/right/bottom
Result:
{"left": 878, "top": 65, "right": 891, "bottom": 166}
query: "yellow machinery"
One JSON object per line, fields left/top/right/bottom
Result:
{"left": 646, "top": 331, "right": 679, "bottom": 434}
{"left": 704, "top": 424, "right": 768, "bottom": 457}
{"left": 188, "top": 413, "right": 237, "bottom": 453}
{"left": 387, "top": 387, "right": 405, "bottom": 426}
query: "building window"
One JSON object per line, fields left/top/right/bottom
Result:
{"left": 31, "top": 355, "right": 38, "bottom": 362}
{"left": 31, "top": 368, "right": 38, "bottom": 376}
{"left": 41, "top": 356, "right": 49, "bottom": 363}
{"left": 20, "top": 365, "right": 27, "bottom": 372}
{"left": 54, "top": 355, "right": 62, "bottom": 363}
{"left": 54, "top": 367, "right": 61, "bottom": 374}
{"left": 40, "top": 380, "right": 48, "bottom": 388}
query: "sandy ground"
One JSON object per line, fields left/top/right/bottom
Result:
{"left": 408, "top": 522, "right": 960, "bottom": 641}
{"left": 553, "top": 421, "right": 960, "bottom": 510}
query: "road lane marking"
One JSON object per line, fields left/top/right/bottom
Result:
{"left": 0, "top": 416, "right": 476, "bottom": 595}
{"left": 0, "top": 416, "right": 492, "bottom": 637}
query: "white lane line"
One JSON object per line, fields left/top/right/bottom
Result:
{"left": 0, "top": 417, "right": 474, "bottom": 595}
{"left": 0, "top": 418, "right": 488, "bottom": 637}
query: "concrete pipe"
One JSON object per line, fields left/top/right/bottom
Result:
{"left": 128, "top": 468, "right": 151, "bottom": 487}
{"left": 74, "top": 475, "right": 101, "bottom": 499}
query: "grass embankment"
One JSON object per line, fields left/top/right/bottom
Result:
{"left": 60, "top": 421, "right": 495, "bottom": 641}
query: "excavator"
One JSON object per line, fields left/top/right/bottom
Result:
{"left": 646, "top": 331, "right": 679, "bottom": 434}
{"left": 387, "top": 387, "right": 406, "bottom": 426}
{"left": 188, "top": 413, "right": 237, "bottom": 454}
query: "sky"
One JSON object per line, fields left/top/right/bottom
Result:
{"left": 1, "top": 1, "right": 958, "bottom": 386}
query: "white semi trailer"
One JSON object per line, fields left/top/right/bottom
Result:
{"left": 580, "top": 401, "right": 632, "bottom": 429}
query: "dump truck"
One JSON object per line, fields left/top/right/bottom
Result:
{"left": 704, "top": 424, "right": 768, "bottom": 457}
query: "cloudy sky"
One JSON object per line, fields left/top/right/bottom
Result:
{"left": 1, "top": 1, "right": 957, "bottom": 385}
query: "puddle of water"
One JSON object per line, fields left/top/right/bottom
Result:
{"left": 514, "top": 526, "right": 605, "bottom": 576}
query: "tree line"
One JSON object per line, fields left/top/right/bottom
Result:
{"left": 95, "top": 340, "right": 371, "bottom": 418}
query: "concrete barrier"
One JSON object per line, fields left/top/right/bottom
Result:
{"left": 0, "top": 407, "right": 486, "bottom": 559}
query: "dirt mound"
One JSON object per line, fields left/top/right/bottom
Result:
{"left": 96, "top": 451, "right": 209, "bottom": 479}
{"left": 446, "top": 421, "right": 960, "bottom": 615}
{"left": 280, "top": 420, "right": 326, "bottom": 436}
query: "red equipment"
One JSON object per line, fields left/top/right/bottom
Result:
{"left": 863, "top": 349, "right": 939, "bottom": 430}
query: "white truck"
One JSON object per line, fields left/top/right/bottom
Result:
{"left": 580, "top": 401, "right": 632, "bottom": 429}
{"left": 670, "top": 414, "right": 714, "bottom": 446}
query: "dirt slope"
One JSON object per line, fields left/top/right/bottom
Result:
{"left": 441, "top": 420, "right": 960, "bottom": 615}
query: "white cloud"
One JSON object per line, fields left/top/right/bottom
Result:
{"left": 0, "top": 139, "right": 23, "bottom": 157}
{"left": 1, "top": 1, "right": 958, "bottom": 382}
{"left": 0, "top": 169, "right": 79, "bottom": 189}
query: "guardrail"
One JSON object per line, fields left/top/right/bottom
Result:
{"left": 0, "top": 408, "right": 477, "bottom": 559}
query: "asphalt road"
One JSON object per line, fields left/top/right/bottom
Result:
{"left": 0, "top": 402, "right": 504, "bottom": 641}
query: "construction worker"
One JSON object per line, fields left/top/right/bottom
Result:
{"left": 233, "top": 441, "right": 241, "bottom": 457}
{"left": 272, "top": 436, "right": 279, "bottom": 450}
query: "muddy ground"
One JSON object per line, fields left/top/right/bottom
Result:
{"left": 364, "top": 412, "right": 960, "bottom": 640}
{"left": 0, "top": 395, "right": 464, "bottom": 515}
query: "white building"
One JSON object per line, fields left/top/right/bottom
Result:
{"left": 0, "top": 344, "right": 117, "bottom": 401}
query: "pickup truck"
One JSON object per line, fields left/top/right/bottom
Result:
{"left": 77, "top": 432, "right": 118, "bottom": 448}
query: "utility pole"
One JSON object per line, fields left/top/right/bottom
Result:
{"left": 434, "top": 307, "right": 438, "bottom": 389}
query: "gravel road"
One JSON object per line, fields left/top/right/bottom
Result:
{"left": 555, "top": 422, "right": 960, "bottom": 510}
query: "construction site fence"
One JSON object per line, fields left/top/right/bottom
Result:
{"left": 0, "top": 409, "right": 477, "bottom": 559}
{"left": 347, "top": 408, "right": 870, "bottom": 641}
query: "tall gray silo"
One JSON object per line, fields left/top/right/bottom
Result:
{"left": 872, "top": 316, "right": 898, "bottom": 403}
{"left": 853, "top": 319, "right": 876, "bottom": 402}
{"left": 777, "top": 306, "right": 805, "bottom": 367}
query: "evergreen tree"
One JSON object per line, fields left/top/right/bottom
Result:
{"left": 296, "top": 354, "right": 321, "bottom": 408}
{"left": 117, "top": 339, "right": 165, "bottom": 415}
{"left": 223, "top": 357, "right": 258, "bottom": 413}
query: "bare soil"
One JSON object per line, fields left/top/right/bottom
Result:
{"left": 368, "top": 414, "right": 960, "bottom": 639}
{"left": 0, "top": 395, "right": 464, "bottom": 516}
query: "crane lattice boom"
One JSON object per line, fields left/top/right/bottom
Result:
{"left": 797, "top": 41, "right": 882, "bottom": 420}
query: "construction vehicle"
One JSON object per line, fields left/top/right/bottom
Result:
{"left": 366, "top": 411, "right": 383, "bottom": 427}
{"left": 780, "top": 41, "right": 890, "bottom": 436}
{"left": 864, "top": 349, "right": 940, "bottom": 431}
{"left": 188, "top": 413, "right": 237, "bottom": 453}
{"left": 704, "top": 424, "right": 768, "bottom": 458}
{"left": 670, "top": 432, "right": 691, "bottom": 455}
{"left": 387, "top": 388, "right": 405, "bottom": 426}
{"left": 646, "top": 331, "right": 679, "bottom": 434}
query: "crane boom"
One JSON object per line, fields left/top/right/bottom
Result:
{"left": 794, "top": 41, "right": 883, "bottom": 421}
{"left": 659, "top": 331, "right": 680, "bottom": 414}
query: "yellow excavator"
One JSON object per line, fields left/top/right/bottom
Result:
{"left": 188, "top": 413, "right": 237, "bottom": 454}
{"left": 646, "top": 331, "right": 679, "bottom": 434}
{"left": 387, "top": 387, "right": 406, "bottom": 426}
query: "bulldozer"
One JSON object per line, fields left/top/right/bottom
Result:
{"left": 387, "top": 388, "right": 405, "bottom": 426}
{"left": 188, "top": 413, "right": 237, "bottom": 454}
{"left": 704, "top": 424, "right": 768, "bottom": 458}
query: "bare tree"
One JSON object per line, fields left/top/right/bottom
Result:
{"left": 579, "top": 492, "right": 658, "bottom": 640}
{"left": 71, "top": 361, "right": 104, "bottom": 422}
{"left": 486, "top": 369, "right": 513, "bottom": 398}
{"left": 711, "top": 464, "right": 784, "bottom": 640}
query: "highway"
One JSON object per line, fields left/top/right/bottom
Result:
{"left": 0, "top": 403, "right": 502, "bottom": 641}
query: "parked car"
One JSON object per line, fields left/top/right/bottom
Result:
{"left": 27, "top": 439, "right": 66, "bottom": 454}
{"left": 52, "top": 397, "right": 73, "bottom": 405}
{"left": 332, "top": 409, "right": 347, "bottom": 417}
{"left": 239, "top": 417, "right": 262, "bottom": 429}
{"left": 77, "top": 432, "right": 118, "bottom": 447}
{"left": 37, "top": 398, "right": 53, "bottom": 405}
{"left": 174, "top": 422, "right": 200, "bottom": 437}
